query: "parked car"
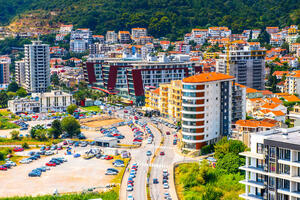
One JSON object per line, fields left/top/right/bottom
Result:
{"left": 126, "top": 185, "right": 133, "bottom": 191}
{"left": 0, "top": 166, "right": 7, "bottom": 171}
{"left": 13, "top": 147, "right": 24, "bottom": 152}
{"left": 28, "top": 170, "right": 41, "bottom": 177}
{"left": 45, "top": 162, "right": 56, "bottom": 167}
{"left": 153, "top": 178, "right": 159, "bottom": 184}
{"left": 146, "top": 151, "right": 152, "bottom": 156}
{"left": 104, "top": 155, "right": 114, "bottom": 160}
{"left": 160, "top": 151, "right": 165, "bottom": 156}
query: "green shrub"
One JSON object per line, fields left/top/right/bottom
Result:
{"left": 22, "top": 142, "right": 29, "bottom": 149}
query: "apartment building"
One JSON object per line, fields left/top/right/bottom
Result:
{"left": 8, "top": 90, "right": 73, "bottom": 114}
{"left": 70, "top": 28, "right": 92, "bottom": 52}
{"left": 59, "top": 24, "right": 73, "bottom": 34}
{"left": 32, "top": 90, "right": 73, "bottom": 113}
{"left": 284, "top": 71, "right": 300, "bottom": 95}
{"left": 131, "top": 28, "right": 147, "bottom": 40}
{"left": 24, "top": 40, "right": 50, "bottom": 93}
{"left": 216, "top": 41, "right": 266, "bottom": 90}
{"left": 0, "top": 56, "right": 10, "bottom": 84}
{"left": 145, "top": 87, "right": 160, "bottom": 111}
{"left": 266, "top": 27, "right": 280, "bottom": 34}
{"left": 106, "top": 31, "right": 118, "bottom": 44}
{"left": 239, "top": 127, "right": 300, "bottom": 200}
{"left": 118, "top": 31, "right": 131, "bottom": 44}
{"left": 15, "top": 59, "right": 25, "bottom": 87}
{"left": 232, "top": 119, "right": 278, "bottom": 147}
{"left": 83, "top": 57, "right": 201, "bottom": 105}
{"left": 181, "top": 72, "right": 235, "bottom": 150}
{"left": 208, "top": 27, "right": 231, "bottom": 37}
{"left": 232, "top": 83, "right": 247, "bottom": 122}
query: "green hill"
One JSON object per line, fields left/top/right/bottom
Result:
{"left": 1, "top": 0, "right": 300, "bottom": 40}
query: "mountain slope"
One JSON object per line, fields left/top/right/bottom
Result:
{"left": 1, "top": 0, "right": 300, "bottom": 39}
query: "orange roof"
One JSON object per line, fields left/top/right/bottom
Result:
{"left": 261, "top": 103, "right": 280, "bottom": 109}
{"left": 260, "top": 109, "right": 271, "bottom": 114}
{"left": 272, "top": 71, "right": 289, "bottom": 76}
{"left": 182, "top": 72, "right": 234, "bottom": 83}
{"left": 192, "top": 29, "right": 208, "bottom": 32}
{"left": 234, "top": 83, "right": 246, "bottom": 88}
{"left": 132, "top": 28, "right": 146, "bottom": 30}
{"left": 119, "top": 31, "right": 130, "bottom": 34}
{"left": 271, "top": 110, "right": 285, "bottom": 116}
{"left": 248, "top": 98, "right": 264, "bottom": 103}
{"left": 247, "top": 42, "right": 260, "bottom": 45}
{"left": 283, "top": 95, "right": 300, "bottom": 102}
{"left": 235, "top": 120, "right": 276, "bottom": 128}
{"left": 93, "top": 35, "right": 104, "bottom": 38}
{"left": 261, "top": 90, "right": 273, "bottom": 95}
{"left": 266, "top": 97, "right": 282, "bottom": 104}
{"left": 246, "top": 87, "right": 259, "bottom": 93}
{"left": 160, "top": 41, "right": 170, "bottom": 45}
{"left": 152, "top": 88, "right": 160, "bottom": 95}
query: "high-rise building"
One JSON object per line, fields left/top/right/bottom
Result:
{"left": 70, "top": 28, "right": 92, "bottom": 53}
{"left": 106, "top": 31, "right": 118, "bottom": 44}
{"left": 15, "top": 59, "right": 26, "bottom": 87}
{"left": 181, "top": 72, "right": 235, "bottom": 150}
{"left": 131, "top": 28, "right": 147, "bottom": 40}
{"left": 216, "top": 41, "right": 266, "bottom": 90}
{"left": 0, "top": 56, "right": 10, "bottom": 84}
{"left": 239, "top": 127, "right": 300, "bottom": 200}
{"left": 24, "top": 40, "right": 50, "bottom": 93}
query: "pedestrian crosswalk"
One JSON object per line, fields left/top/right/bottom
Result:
{"left": 132, "top": 161, "right": 171, "bottom": 169}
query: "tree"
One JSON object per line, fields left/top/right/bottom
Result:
{"left": 214, "top": 137, "right": 246, "bottom": 160}
{"left": 30, "top": 124, "right": 45, "bottom": 139}
{"left": 67, "top": 104, "right": 77, "bottom": 115}
{"left": 0, "top": 91, "right": 8, "bottom": 108}
{"left": 7, "top": 81, "right": 19, "bottom": 92}
{"left": 51, "top": 73, "right": 60, "bottom": 86}
{"left": 35, "top": 129, "right": 48, "bottom": 141}
{"left": 22, "top": 142, "right": 29, "bottom": 149}
{"left": 16, "top": 88, "right": 27, "bottom": 97}
{"left": 216, "top": 152, "right": 244, "bottom": 174}
{"left": 10, "top": 130, "right": 20, "bottom": 140}
{"left": 281, "top": 42, "right": 290, "bottom": 52}
{"left": 258, "top": 29, "right": 270, "bottom": 45}
{"left": 61, "top": 116, "right": 80, "bottom": 138}
{"left": 48, "top": 119, "right": 62, "bottom": 139}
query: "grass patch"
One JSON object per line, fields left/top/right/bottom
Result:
{"left": 80, "top": 106, "right": 101, "bottom": 112}
{"left": 0, "top": 190, "right": 119, "bottom": 200}
{"left": 0, "top": 118, "right": 19, "bottom": 129}
{"left": 0, "top": 138, "right": 62, "bottom": 146}
{"left": 174, "top": 162, "right": 244, "bottom": 200}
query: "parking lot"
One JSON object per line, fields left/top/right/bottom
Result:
{"left": 0, "top": 147, "right": 114, "bottom": 198}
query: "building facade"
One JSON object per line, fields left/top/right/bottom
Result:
{"left": 217, "top": 42, "right": 266, "bottom": 90}
{"left": 15, "top": 60, "right": 26, "bottom": 87}
{"left": 181, "top": 72, "right": 235, "bottom": 150}
{"left": 240, "top": 127, "right": 300, "bottom": 200}
{"left": 24, "top": 40, "right": 50, "bottom": 93}
{"left": 0, "top": 56, "right": 10, "bottom": 84}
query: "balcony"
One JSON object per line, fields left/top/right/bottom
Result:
{"left": 239, "top": 193, "right": 263, "bottom": 200}
{"left": 239, "top": 180, "right": 265, "bottom": 189}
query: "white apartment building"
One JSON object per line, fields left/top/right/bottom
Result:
{"left": 118, "top": 31, "right": 131, "bottom": 44}
{"left": 181, "top": 72, "right": 235, "bottom": 150}
{"left": 239, "top": 127, "right": 300, "bottom": 200}
{"left": 70, "top": 39, "right": 88, "bottom": 53}
{"left": 15, "top": 59, "right": 26, "bottom": 87}
{"left": 284, "top": 71, "right": 300, "bottom": 95}
{"left": 208, "top": 27, "right": 231, "bottom": 37}
{"left": 131, "top": 28, "right": 147, "bottom": 40}
{"left": 8, "top": 97, "right": 41, "bottom": 114}
{"left": 24, "top": 40, "right": 50, "bottom": 93}
{"left": 0, "top": 55, "right": 10, "bottom": 84}
{"left": 217, "top": 41, "right": 266, "bottom": 90}
{"left": 106, "top": 31, "right": 118, "bottom": 44}
{"left": 32, "top": 90, "right": 73, "bottom": 113}
{"left": 8, "top": 90, "right": 73, "bottom": 114}
{"left": 59, "top": 24, "right": 73, "bottom": 34}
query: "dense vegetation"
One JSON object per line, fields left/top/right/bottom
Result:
{"left": 175, "top": 137, "right": 247, "bottom": 200}
{"left": 1, "top": 0, "right": 299, "bottom": 40}
{"left": 0, "top": 190, "right": 118, "bottom": 200}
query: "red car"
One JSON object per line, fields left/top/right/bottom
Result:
{"left": 45, "top": 146, "right": 50, "bottom": 150}
{"left": 13, "top": 147, "right": 24, "bottom": 152}
{"left": 160, "top": 152, "right": 165, "bottom": 156}
{"left": 57, "top": 146, "right": 62, "bottom": 150}
{"left": 166, "top": 131, "right": 170, "bottom": 135}
{"left": 46, "top": 162, "right": 56, "bottom": 167}
{"left": 133, "top": 139, "right": 142, "bottom": 142}
{"left": 0, "top": 166, "right": 7, "bottom": 171}
{"left": 124, "top": 110, "right": 128, "bottom": 113}
{"left": 134, "top": 116, "right": 139, "bottom": 120}
{"left": 105, "top": 156, "right": 114, "bottom": 160}
{"left": 63, "top": 141, "right": 68, "bottom": 145}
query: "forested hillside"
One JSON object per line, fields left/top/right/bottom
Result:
{"left": 1, "top": 0, "right": 300, "bottom": 39}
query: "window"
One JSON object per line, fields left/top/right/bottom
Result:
{"left": 279, "top": 148, "right": 290, "bottom": 161}
{"left": 279, "top": 164, "right": 290, "bottom": 175}
{"left": 257, "top": 143, "right": 264, "bottom": 154}
{"left": 257, "top": 160, "right": 264, "bottom": 169}
{"left": 257, "top": 174, "right": 264, "bottom": 183}
{"left": 269, "top": 177, "right": 275, "bottom": 189}
{"left": 270, "top": 162, "right": 276, "bottom": 173}
{"left": 270, "top": 147, "right": 276, "bottom": 158}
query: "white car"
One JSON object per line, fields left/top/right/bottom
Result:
{"left": 163, "top": 183, "right": 169, "bottom": 189}
{"left": 45, "top": 151, "right": 54, "bottom": 156}
{"left": 127, "top": 185, "right": 133, "bottom": 191}
{"left": 127, "top": 194, "right": 134, "bottom": 200}
{"left": 19, "top": 158, "right": 32, "bottom": 164}
{"left": 6, "top": 161, "right": 16, "bottom": 166}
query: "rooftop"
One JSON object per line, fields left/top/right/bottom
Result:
{"left": 182, "top": 72, "right": 234, "bottom": 83}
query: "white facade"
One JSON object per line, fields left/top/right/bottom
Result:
{"left": 8, "top": 97, "right": 40, "bottom": 114}
{"left": 106, "top": 31, "right": 118, "bottom": 44}
{"left": 240, "top": 127, "right": 300, "bottom": 200}
{"left": 70, "top": 39, "right": 88, "bottom": 53}
{"left": 216, "top": 43, "right": 266, "bottom": 90}
{"left": 131, "top": 28, "right": 147, "bottom": 40}
{"left": 15, "top": 60, "right": 26, "bottom": 87}
{"left": 181, "top": 72, "right": 234, "bottom": 150}
{"left": 24, "top": 41, "right": 50, "bottom": 93}
{"left": 32, "top": 90, "right": 74, "bottom": 113}
{"left": 0, "top": 56, "right": 10, "bottom": 84}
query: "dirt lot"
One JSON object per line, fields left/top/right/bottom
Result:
{"left": 81, "top": 118, "right": 124, "bottom": 128}
{"left": 0, "top": 148, "right": 113, "bottom": 197}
